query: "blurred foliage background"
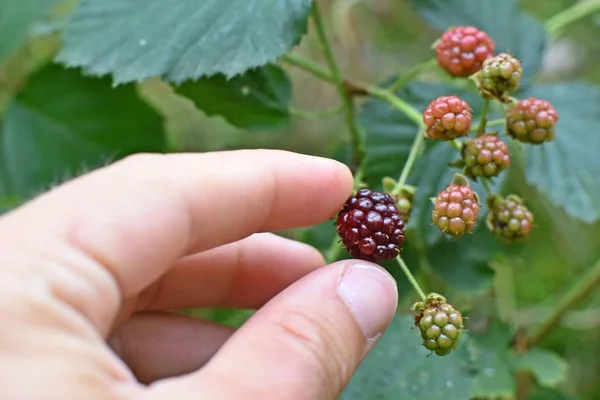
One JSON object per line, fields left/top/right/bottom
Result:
{"left": 1, "top": 0, "right": 600, "bottom": 398}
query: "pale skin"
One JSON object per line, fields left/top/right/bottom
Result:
{"left": 0, "top": 149, "right": 399, "bottom": 399}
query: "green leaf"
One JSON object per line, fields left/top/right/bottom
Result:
{"left": 470, "top": 321, "right": 516, "bottom": 399}
{"left": 56, "top": 0, "right": 313, "bottom": 85}
{"left": 0, "top": 0, "right": 62, "bottom": 63}
{"left": 521, "top": 82, "right": 600, "bottom": 223}
{"left": 425, "top": 228, "right": 510, "bottom": 294}
{"left": 511, "top": 348, "right": 569, "bottom": 389}
{"left": 174, "top": 64, "right": 291, "bottom": 130}
{"left": 410, "top": 0, "right": 547, "bottom": 85}
{"left": 342, "top": 314, "right": 477, "bottom": 400}
{"left": 0, "top": 64, "right": 165, "bottom": 197}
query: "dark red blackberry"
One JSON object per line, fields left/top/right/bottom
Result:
{"left": 336, "top": 189, "right": 405, "bottom": 262}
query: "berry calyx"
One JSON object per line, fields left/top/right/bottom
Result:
{"left": 412, "top": 293, "right": 464, "bottom": 356}
{"left": 336, "top": 188, "right": 406, "bottom": 262}
{"left": 486, "top": 195, "right": 534, "bottom": 241}
{"left": 506, "top": 98, "right": 559, "bottom": 144}
{"left": 476, "top": 52, "right": 522, "bottom": 101}
{"left": 435, "top": 25, "right": 495, "bottom": 78}
{"left": 461, "top": 134, "right": 511, "bottom": 180}
{"left": 423, "top": 96, "right": 472, "bottom": 141}
{"left": 432, "top": 175, "right": 481, "bottom": 238}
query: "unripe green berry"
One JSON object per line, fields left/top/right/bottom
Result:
{"left": 412, "top": 293, "right": 465, "bottom": 357}
{"left": 476, "top": 53, "right": 522, "bottom": 101}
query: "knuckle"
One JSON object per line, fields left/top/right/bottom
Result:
{"left": 272, "top": 309, "right": 352, "bottom": 395}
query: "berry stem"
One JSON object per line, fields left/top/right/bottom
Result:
{"left": 545, "top": 0, "right": 600, "bottom": 37}
{"left": 476, "top": 98, "right": 490, "bottom": 136}
{"left": 473, "top": 118, "right": 504, "bottom": 132}
{"left": 365, "top": 85, "right": 424, "bottom": 126}
{"left": 282, "top": 53, "right": 337, "bottom": 84}
{"left": 324, "top": 237, "right": 343, "bottom": 264}
{"left": 310, "top": 2, "right": 365, "bottom": 167}
{"left": 480, "top": 177, "right": 495, "bottom": 197}
{"left": 290, "top": 105, "right": 343, "bottom": 120}
{"left": 392, "top": 127, "right": 425, "bottom": 196}
{"left": 387, "top": 58, "right": 438, "bottom": 93}
{"left": 525, "top": 257, "right": 600, "bottom": 347}
{"left": 396, "top": 256, "right": 427, "bottom": 301}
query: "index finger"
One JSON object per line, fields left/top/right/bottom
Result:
{"left": 0, "top": 150, "right": 353, "bottom": 329}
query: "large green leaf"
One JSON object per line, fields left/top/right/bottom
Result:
{"left": 56, "top": 0, "right": 313, "bottom": 85}
{"left": 174, "top": 64, "right": 291, "bottom": 130}
{"left": 359, "top": 81, "right": 505, "bottom": 245}
{"left": 0, "top": 64, "right": 165, "bottom": 197}
{"left": 0, "top": 0, "right": 62, "bottom": 63}
{"left": 342, "top": 314, "right": 477, "bottom": 400}
{"left": 410, "top": 0, "right": 547, "bottom": 85}
{"left": 425, "top": 228, "right": 511, "bottom": 294}
{"left": 511, "top": 349, "right": 569, "bottom": 389}
{"left": 520, "top": 82, "right": 600, "bottom": 223}
{"left": 470, "top": 321, "right": 516, "bottom": 399}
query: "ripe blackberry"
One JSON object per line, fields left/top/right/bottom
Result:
{"left": 336, "top": 188, "right": 405, "bottom": 262}
{"left": 423, "top": 96, "right": 472, "bottom": 141}
{"left": 462, "top": 134, "right": 511, "bottom": 180}
{"left": 412, "top": 293, "right": 464, "bottom": 356}
{"left": 476, "top": 53, "right": 522, "bottom": 101}
{"left": 432, "top": 177, "right": 481, "bottom": 238}
{"left": 486, "top": 195, "right": 534, "bottom": 241}
{"left": 435, "top": 25, "right": 495, "bottom": 77}
{"left": 506, "top": 98, "right": 559, "bottom": 144}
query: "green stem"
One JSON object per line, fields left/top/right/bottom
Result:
{"left": 474, "top": 118, "right": 505, "bottom": 131}
{"left": 480, "top": 178, "right": 494, "bottom": 197}
{"left": 365, "top": 85, "right": 424, "bottom": 126}
{"left": 388, "top": 58, "right": 438, "bottom": 93}
{"left": 396, "top": 256, "right": 427, "bottom": 301}
{"left": 282, "top": 53, "right": 336, "bottom": 83}
{"left": 311, "top": 2, "right": 365, "bottom": 166}
{"left": 526, "top": 257, "right": 600, "bottom": 346}
{"left": 545, "top": 0, "right": 600, "bottom": 37}
{"left": 290, "top": 105, "right": 342, "bottom": 120}
{"left": 392, "top": 127, "right": 425, "bottom": 195}
{"left": 476, "top": 98, "right": 490, "bottom": 136}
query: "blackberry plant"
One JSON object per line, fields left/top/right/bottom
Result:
{"left": 2, "top": 0, "right": 600, "bottom": 398}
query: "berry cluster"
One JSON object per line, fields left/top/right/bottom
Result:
{"left": 331, "top": 25, "right": 560, "bottom": 358}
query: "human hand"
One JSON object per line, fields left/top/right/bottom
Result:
{"left": 0, "top": 150, "right": 398, "bottom": 399}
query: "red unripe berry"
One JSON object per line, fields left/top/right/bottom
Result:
{"left": 432, "top": 184, "right": 480, "bottom": 238}
{"left": 506, "top": 98, "right": 559, "bottom": 144}
{"left": 435, "top": 26, "right": 495, "bottom": 77}
{"left": 423, "top": 96, "right": 472, "bottom": 141}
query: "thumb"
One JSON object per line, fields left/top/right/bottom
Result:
{"left": 145, "top": 260, "right": 398, "bottom": 399}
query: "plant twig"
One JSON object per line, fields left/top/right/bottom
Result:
{"left": 388, "top": 58, "right": 438, "bottom": 93}
{"left": 396, "top": 256, "right": 427, "bottom": 301}
{"left": 290, "top": 105, "right": 342, "bottom": 120}
{"left": 480, "top": 178, "right": 495, "bottom": 197}
{"left": 311, "top": 2, "right": 365, "bottom": 166}
{"left": 282, "top": 53, "right": 336, "bottom": 83}
{"left": 364, "top": 85, "right": 424, "bottom": 126}
{"left": 525, "top": 257, "right": 600, "bottom": 346}
{"left": 476, "top": 98, "right": 490, "bottom": 136}
{"left": 392, "top": 127, "right": 425, "bottom": 195}
{"left": 545, "top": 0, "right": 600, "bottom": 37}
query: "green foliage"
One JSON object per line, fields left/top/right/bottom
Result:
{"left": 511, "top": 348, "right": 569, "bottom": 389}
{"left": 0, "top": 0, "right": 62, "bottom": 63}
{"left": 342, "top": 315, "right": 477, "bottom": 400}
{"left": 56, "top": 0, "right": 313, "bottom": 84}
{"left": 521, "top": 83, "right": 600, "bottom": 222}
{"left": 175, "top": 64, "right": 292, "bottom": 130}
{"left": 0, "top": 64, "right": 165, "bottom": 197}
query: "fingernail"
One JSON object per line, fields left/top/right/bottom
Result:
{"left": 337, "top": 264, "right": 398, "bottom": 340}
